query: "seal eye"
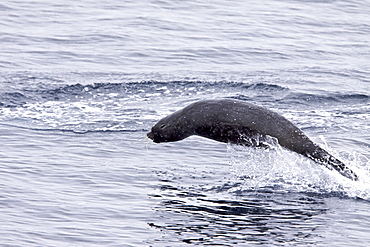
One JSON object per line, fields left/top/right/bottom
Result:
{"left": 160, "top": 124, "right": 166, "bottom": 129}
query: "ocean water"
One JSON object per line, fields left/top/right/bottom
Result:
{"left": 1, "top": 0, "right": 370, "bottom": 246}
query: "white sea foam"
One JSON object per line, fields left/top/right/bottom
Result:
{"left": 227, "top": 143, "right": 370, "bottom": 200}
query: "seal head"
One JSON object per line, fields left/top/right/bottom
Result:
{"left": 147, "top": 108, "right": 195, "bottom": 143}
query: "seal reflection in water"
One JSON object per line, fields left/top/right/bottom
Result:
{"left": 147, "top": 99, "right": 358, "bottom": 181}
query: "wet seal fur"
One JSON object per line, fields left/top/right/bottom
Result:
{"left": 147, "top": 99, "right": 358, "bottom": 181}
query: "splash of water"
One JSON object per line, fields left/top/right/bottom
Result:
{"left": 227, "top": 143, "right": 370, "bottom": 200}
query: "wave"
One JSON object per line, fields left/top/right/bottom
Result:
{"left": 0, "top": 80, "right": 288, "bottom": 107}
{"left": 41, "top": 80, "right": 289, "bottom": 99}
{"left": 0, "top": 92, "right": 29, "bottom": 107}
{"left": 1, "top": 79, "right": 368, "bottom": 134}
{"left": 0, "top": 122, "right": 147, "bottom": 134}
{"left": 2, "top": 78, "right": 368, "bottom": 108}
{"left": 281, "top": 92, "right": 369, "bottom": 105}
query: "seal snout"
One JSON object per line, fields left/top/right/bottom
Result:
{"left": 147, "top": 131, "right": 163, "bottom": 143}
{"left": 147, "top": 131, "right": 154, "bottom": 140}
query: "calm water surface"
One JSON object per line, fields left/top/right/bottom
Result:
{"left": 1, "top": 0, "right": 369, "bottom": 246}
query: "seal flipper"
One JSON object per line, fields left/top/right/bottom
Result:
{"left": 305, "top": 146, "right": 358, "bottom": 181}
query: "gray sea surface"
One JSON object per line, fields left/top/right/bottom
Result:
{"left": 1, "top": 0, "right": 369, "bottom": 246}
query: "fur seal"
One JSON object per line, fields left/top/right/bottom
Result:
{"left": 147, "top": 99, "right": 358, "bottom": 181}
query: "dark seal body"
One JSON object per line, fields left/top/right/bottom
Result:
{"left": 147, "top": 99, "right": 358, "bottom": 181}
